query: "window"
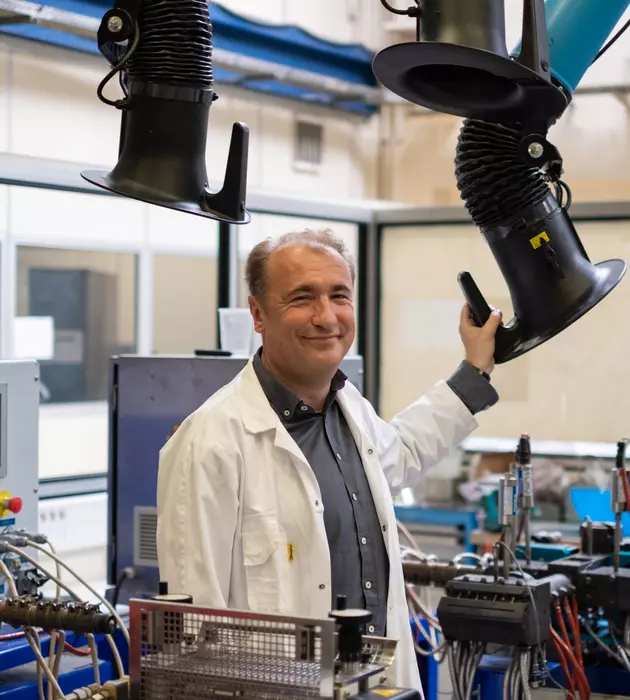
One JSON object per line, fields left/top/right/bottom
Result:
{"left": 380, "top": 221, "right": 630, "bottom": 442}
{"left": 152, "top": 254, "right": 218, "bottom": 353}
{"left": 294, "top": 119, "right": 324, "bottom": 169}
{"left": 16, "top": 246, "right": 137, "bottom": 404}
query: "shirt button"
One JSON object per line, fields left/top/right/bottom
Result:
{"left": 365, "top": 581, "right": 372, "bottom": 589}
{"left": 382, "top": 525, "right": 387, "bottom": 532}
{"left": 352, "top": 494, "right": 358, "bottom": 501}
{"left": 361, "top": 537, "right": 367, "bottom": 545}
{"left": 368, "top": 625, "right": 375, "bottom": 634}
{"left": 283, "top": 410, "right": 290, "bottom": 417}
{"left": 389, "top": 604, "right": 393, "bottom": 611}
{"left": 301, "top": 405, "right": 308, "bottom": 411}
{"left": 336, "top": 453, "right": 342, "bottom": 460}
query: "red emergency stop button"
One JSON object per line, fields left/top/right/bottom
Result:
{"left": 6, "top": 497, "right": 21, "bottom": 514}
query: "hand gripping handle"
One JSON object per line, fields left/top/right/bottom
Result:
{"left": 457, "top": 270, "right": 522, "bottom": 363}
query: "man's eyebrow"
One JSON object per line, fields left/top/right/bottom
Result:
{"left": 283, "top": 284, "right": 315, "bottom": 298}
{"left": 283, "top": 283, "right": 352, "bottom": 298}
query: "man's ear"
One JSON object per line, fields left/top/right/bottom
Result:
{"left": 249, "top": 295, "right": 265, "bottom": 334}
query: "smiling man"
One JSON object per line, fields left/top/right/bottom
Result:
{"left": 156, "top": 228, "right": 502, "bottom": 694}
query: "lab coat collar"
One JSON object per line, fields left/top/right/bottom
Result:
{"left": 237, "top": 359, "right": 285, "bottom": 434}
{"left": 237, "top": 360, "right": 315, "bottom": 472}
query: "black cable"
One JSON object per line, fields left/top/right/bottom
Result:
{"left": 592, "top": 17, "right": 630, "bottom": 64}
{"left": 111, "top": 569, "right": 130, "bottom": 608}
{"left": 380, "top": 0, "right": 419, "bottom": 15}
{"left": 97, "top": 23, "right": 141, "bottom": 108}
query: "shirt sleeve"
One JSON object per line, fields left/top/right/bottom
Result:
{"left": 446, "top": 360, "right": 499, "bottom": 415}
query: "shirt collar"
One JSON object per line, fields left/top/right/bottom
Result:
{"left": 253, "top": 348, "right": 347, "bottom": 420}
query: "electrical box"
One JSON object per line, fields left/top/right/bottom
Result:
{"left": 107, "top": 353, "right": 364, "bottom": 602}
{"left": 0, "top": 361, "right": 40, "bottom": 594}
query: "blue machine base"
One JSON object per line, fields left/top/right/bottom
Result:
{"left": 0, "top": 627, "right": 128, "bottom": 700}
{"left": 475, "top": 654, "right": 630, "bottom": 699}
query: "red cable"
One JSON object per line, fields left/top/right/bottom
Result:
{"left": 0, "top": 629, "right": 92, "bottom": 657}
{"left": 63, "top": 642, "right": 92, "bottom": 657}
{"left": 554, "top": 606, "right": 589, "bottom": 699}
{"left": 550, "top": 628, "right": 576, "bottom": 700}
{"left": 565, "top": 598, "right": 584, "bottom": 667}
{"left": 621, "top": 468, "right": 630, "bottom": 513}
{"left": 551, "top": 627, "right": 590, "bottom": 700}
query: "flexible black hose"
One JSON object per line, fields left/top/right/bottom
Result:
{"left": 455, "top": 118, "right": 550, "bottom": 231}
{"left": 126, "top": 0, "right": 215, "bottom": 89}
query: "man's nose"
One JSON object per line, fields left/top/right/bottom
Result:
{"left": 312, "top": 298, "right": 337, "bottom": 327}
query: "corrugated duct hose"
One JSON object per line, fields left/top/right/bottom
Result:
{"left": 455, "top": 119, "right": 552, "bottom": 230}
{"left": 126, "top": 0, "right": 215, "bottom": 89}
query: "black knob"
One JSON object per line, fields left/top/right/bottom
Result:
{"left": 158, "top": 581, "right": 169, "bottom": 595}
{"left": 329, "top": 602, "right": 372, "bottom": 665}
{"left": 336, "top": 595, "right": 347, "bottom": 610}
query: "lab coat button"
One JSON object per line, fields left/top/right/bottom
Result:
{"left": 367, "top": 448, "right": 374, "bottom": 455}
{"left": 319, "top": 584, "right": 325, "bottom": 590}
{"left": 315, "top": 500, "right": 320, "bottom": 506}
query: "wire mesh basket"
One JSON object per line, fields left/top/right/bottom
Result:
{"left": 129, "top": 599, "right": 337, "bottom": 700}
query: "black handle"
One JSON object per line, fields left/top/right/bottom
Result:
{"left": 457, "top": 270, "right": 522, "bottom": 363}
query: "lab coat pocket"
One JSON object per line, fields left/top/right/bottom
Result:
{"left": 241, "top": 513, "right": 290, "bottom": 613}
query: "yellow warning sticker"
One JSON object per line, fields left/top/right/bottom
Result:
{"left": 287, "top": 543, "right": 295, "bottom": 562}
{"left": 530, "top": 231, "right": 550, "bottom": 249}
{"left": 373, "top": 691, "right": 401, "bottom": 697}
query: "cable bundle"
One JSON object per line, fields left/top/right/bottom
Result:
{"left": 126, "top": 0, "right": 215, "bottom": 89}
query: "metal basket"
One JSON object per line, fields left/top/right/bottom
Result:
{"left": 129, "top": 599, "right": 336, "bottom": 700}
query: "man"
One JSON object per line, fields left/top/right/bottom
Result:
{"left": 156, "top": 228, "right": 502, "bottom": 693}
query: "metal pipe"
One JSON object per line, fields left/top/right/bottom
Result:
{"left": 500, "top": 474, "right": 518, "bottom": 578}
{"left": 517, "top": 435, "right": 534, "bottom": 566}
{"left": 401, "top": 561, "right": 482, "bottom": 587}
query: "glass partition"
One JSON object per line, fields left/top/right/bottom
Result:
{"left": 380, "top": 220, "right": 630, "bottom": 443}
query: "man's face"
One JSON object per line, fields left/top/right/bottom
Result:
{"left": 249, "top": 243, "right": 355, "bottom": 379}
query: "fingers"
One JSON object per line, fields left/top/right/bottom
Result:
{"left": 485, "top": 308, "right": 503, "bottom": 331}
{"left": 460, "top": 303, "right": 472, "bottom": 326}
{"left": 460, "top": 303, "right": 502, "bottom": 330}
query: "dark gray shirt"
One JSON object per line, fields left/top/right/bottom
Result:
{"left": 253, "top": 351, "right": 498, "bottom": 636}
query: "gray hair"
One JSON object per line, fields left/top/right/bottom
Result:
{"left": 245, "top": 228, "right": 356, "bottom": 300}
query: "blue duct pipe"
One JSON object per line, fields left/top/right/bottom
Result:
{"left": 511, "top": 0, "right": 630, "bottom": 94}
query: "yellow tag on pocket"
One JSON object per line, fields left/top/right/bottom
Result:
{"left": 373, "top": 690, "right": 401, "bottom": 697}
{"left": 287, "top": 543, "right": 295, "bottom": 562}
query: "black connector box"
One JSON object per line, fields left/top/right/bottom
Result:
{"left": 548, "top": 554, "right": 608, "bottom": 587}
{"left": 436, "top": 574, "right": 567, "bottom": 647}
{"left": 577, "top": 566, "right": 630, "bottom": 612}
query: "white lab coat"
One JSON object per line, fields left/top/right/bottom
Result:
{"left": 156, "top": 359, "right": 478, "bottom": 695}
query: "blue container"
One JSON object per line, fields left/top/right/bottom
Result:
{"left": 570, "top": 486, "right": 630, "bottom": 533}
{"left": 511, "top": 0, "right": 630, "bottom": 93}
